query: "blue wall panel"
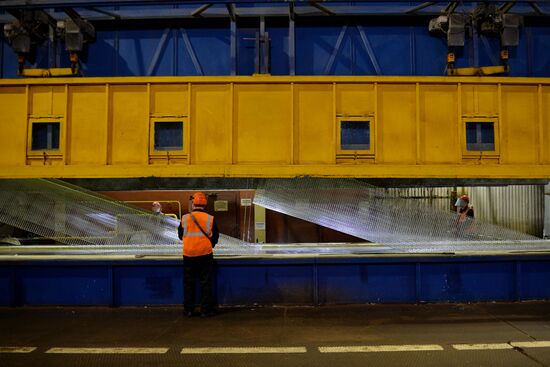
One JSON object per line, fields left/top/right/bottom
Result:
{"left": 1, "top": 17, "right": 549, "bottom": 78}
{"left": 114, "top": 266, "right": 182, "bottom": 306}
{"left": 418, "top": 262, "right": 516, "bottom": 302}
{"left": 1, "top": 257, "right": 549, "bottom": 306}
{"left": 317, "top": 264, "right": 417, "bottom": 304}
{"left": 518, "top": 261, "right": 550, "bottom": 300}
{"left": 217, "top": 264, "right": 313, "bottom": 305}
{"left": 19, "top": 266, "right": 111, "bottom": 305}
{"left": 0, "top": 266, "right": 14, "bottom": 306}
{"left": 530, "top": 25, "right": 550, "bottom": 76}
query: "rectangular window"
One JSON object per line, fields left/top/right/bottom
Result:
{"left": 31, "top": 122, "right": 60, "bottom": 151}
{"left": 154, "top": 121, "right": 183, "bottom": 151}
{"left": 466, "top": 121, "right": 495, "bottom": 151}
{"left": 340, "top": 121, "right": 370, "bottom": 150}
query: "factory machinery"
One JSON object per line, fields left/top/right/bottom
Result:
{"left": 1, "top": 1, "right": 550, "bottom": 306}
{"left": 1, "top": 177, "right": 550, "bottom": 306}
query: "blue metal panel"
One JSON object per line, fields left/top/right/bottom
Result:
{"left": 508, "top": 26, "right": 530, "bottom": 76}
{"left": 1, "top": 17, "right": 550, "bottom": 78}
{"left": 414, "top": 25, "right": 446, "bottom": 75}
{"left": 182, "top": 26, "right": 229, "bottom": 76}
{"left": 0, "top": 266, "right": 14, "bottom": 306}
{"left": 530, "top": 23, "right": 550, "bottom": 77}
{"left": 1, "top": 256, "right": 549, "bottom": 306}
{"left": 354, "top": 22, "right": 413, "bottom": 75}
{"left": 237, "top": 26, "right": 257, "bottom": 75}
{"left": 19, "top": 266, "right": 111, "bottom": 305}
{"left": 114, "top": 265, "right": 182, "bottom": 306}
{"left": 267, "top": 25, "right": 289, "bottom": 75}
{"left": 317, "top": 263, "right": 416, "bottom": 304}
{"left": 217, "top": 263, "right": 313, "bottom": 305}
{"left": 82, "top": 27, "right": 118, "bottom": 76}
{"left": 418, "top": 262, "right": 516, "bottom": 302}
{"left": 518, "top": 261, "right": 550, "bottom": 300}
{"left": 116, "top": 28, "right": 173, "bottom": 76}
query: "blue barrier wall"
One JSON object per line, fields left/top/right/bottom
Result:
{"left": 1, "top": 255, "right": 550, "bottom": 306}
{"left": 1, "top": 16, "right": 550, "bottom": 78}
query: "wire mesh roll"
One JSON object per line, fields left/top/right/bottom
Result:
{"left": 0, "top": 179, "right": 259, "bottom": 255}
{"left": 253, "top": 177, "right": 540, "bottom": 251}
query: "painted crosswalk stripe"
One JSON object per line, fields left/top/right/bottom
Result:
{"left": 452, "top": 343, "right": 513, "bottom": 350}
{"left": 181, "top": 347, "right": 307, "bottom": 354}
{"left": 510, "top": 341, "right": 550, "bottom": 348}
{"left": 319, "top": 345, "right": 444, "bottom": 353}
{"left": 46, "top": 347, "right": 168, "bottom": 354}
{"left": 0, "top": 347, "right": 36, "bottom": 353}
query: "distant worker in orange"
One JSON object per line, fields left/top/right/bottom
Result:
{"left": 455, "top": 194, "right": 474, "bottom": 220}
{"left": 455, "top": 194, "right": 475, "bottom": 236}
{"left": 178, "top": 192, "right": 219, "bottom": 317}
{"left": 152, "top": 201, "right": 163, "bottom": 215}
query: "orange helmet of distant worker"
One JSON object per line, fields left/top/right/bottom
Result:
{"left": 192, "top": 192, "right": 207, "bottom": 207}
{"left": 460, "top": 195, "right": 469, "bottom": 204}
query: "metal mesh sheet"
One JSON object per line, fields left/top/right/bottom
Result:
{"left": 253, "top": 178, "right": 542, "bottom": 251}
{"left": 0, "top": 179, "right": 259, "bottom": 256}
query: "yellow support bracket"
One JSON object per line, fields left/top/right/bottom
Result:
{"left": 448, "top": 65, "right": 509, "bottom": 76}
{"left": 18, "top": 68, "right": 78, "bottom": 78}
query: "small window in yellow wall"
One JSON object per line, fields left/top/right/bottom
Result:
{"left": 149, "top": 118, "right": 188, "bottom": 164}
{"left": 461, "top": 117, "right": 499, "bottom": 158}
{"left": 150, "top": 119, "right": 185, "bottom": 153}
{"left": 340, "top": 120, "right": 370, "bottom": 150}
{"left": 31, "top": 122, "right": 60, "bottom": 151}
{"left": 336, "top": 116, "right": 375, "bottom": 163}
{"left": 154, "top": 121, "right": 183, "bottom": 151}
{"left": 465, "top": 121, "right": 495, "bottom": 151}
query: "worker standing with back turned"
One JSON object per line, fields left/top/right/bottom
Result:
{"left": 178, "top": 192, "right": 219, "bottom": 317}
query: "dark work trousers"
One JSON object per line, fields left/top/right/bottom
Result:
{"left": 183, "top": 253, "right": 214, "bottom": 314}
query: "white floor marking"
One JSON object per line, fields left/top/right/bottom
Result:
{"left": 46, "top": 347, "right": 169, "bottom": 354}
{"left": 510, "top": 341, "right": 550, "bottom": 348}
{"left": 0, "top": 347, "right": 36, "bottom": 353}
{"left": 181, "top": 347, "right": 307, "bottom": 354}
{"left": 452, "top": 343, "right": 513, "bottom": 350}
{"left": 318, "top": 345, "right": 444, "bottom": 353}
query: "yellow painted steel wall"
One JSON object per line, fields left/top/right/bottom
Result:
{"left": 0, "top": 76, "right": 549, "bottom": 179}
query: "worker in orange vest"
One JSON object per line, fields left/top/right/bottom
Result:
{"left": 178, "top": 192, "right": 219, "bottom": 317}
{"left": 455, "top": 194, "right": 474, "bottom": 220}
{"left": 454, "top": 194, "right": 475, "bottom": 236}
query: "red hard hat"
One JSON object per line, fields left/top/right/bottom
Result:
{"left": 192, "top": 192, "right": 207, "bottom": 207}
{"left": 460, "top": 195, "right": 469, "bottom": 203}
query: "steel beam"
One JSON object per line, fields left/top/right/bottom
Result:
{"left": 309, "top": 1, "right": 335, "bottom": 16}
{"left": 357, "top": 25, "right": 381, "bottom": 75}
{"left": 289, "top": 9, "right": 295, "bottom": 75}
{"left": 84, "top": 6, "right": 120, "bottom": 19}
{"left": 191, "top": 3, "right": 213, "bottom": 17}
{"left": 180, "top": 28, "right": 204, "bottom": 75}
{"left": 146, "top": 27, "right": 170, "bottom": 76}
{"left": 229, "top": 17, "right": 237, "bottom": 75}
{"left": 529, "top": 1, "right": 545, "bottom": 14}
{"left": 406, "top": 1, "right": 436, "bottom": 14}
{"left": 0, "top": 0, "right": 542, "bottom": 7}
{"left": 323, "top": 25, "right": 347, "bottom": 74}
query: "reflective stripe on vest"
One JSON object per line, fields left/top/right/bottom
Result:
{"left": 182, "top": 212, "right": 213, "bottom": 257}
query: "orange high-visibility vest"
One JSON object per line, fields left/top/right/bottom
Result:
{"left": 182, "top": 211, "right": 214, "bottom": 257}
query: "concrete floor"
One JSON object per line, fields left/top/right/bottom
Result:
{"left": 1, "top": 302, "right": 550, "bottom": 367}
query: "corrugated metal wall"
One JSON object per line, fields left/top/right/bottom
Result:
{"left": 390, "top": 186, "right": 545, "bottom": 237}
{"left": 469, "top": 185, "right": 544, "bottom": 237}
{"left": 386, "top": 188, "right": 452, "bottom": 213}
{"left": 545, "top": 183, "right": 550, "bottom": 239}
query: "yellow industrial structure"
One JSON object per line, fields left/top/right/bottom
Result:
{"left": 0, "top": 75, "right": 549, "bottom": 179}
